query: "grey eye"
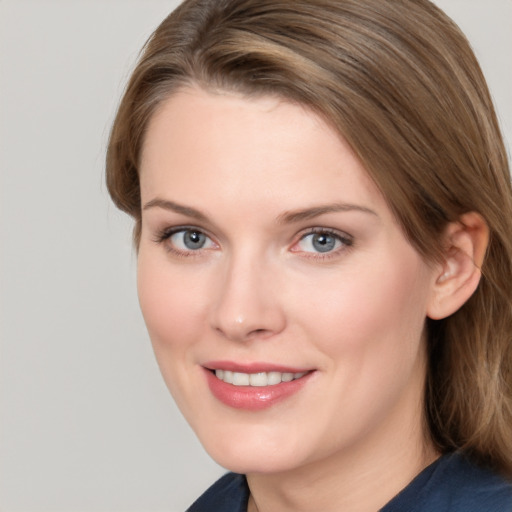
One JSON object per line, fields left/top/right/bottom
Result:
{"left": 170, "top": 229, "right": 214, "bottom": 251}
{"left": 311, "top": 233, "right": 337, "bottom": 252}
{"left": 184, "top": 230, "right": 206, "bottom": 249}
{"left": 297, "top": 232, "right": 344, "bottom": 253}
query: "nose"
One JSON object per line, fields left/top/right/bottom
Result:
{"left": 209, "top": 254, "right": 286, "bottom": 343}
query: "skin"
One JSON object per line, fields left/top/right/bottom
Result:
{"left": 137, "top": 86, "right": 447, "bottom": 512}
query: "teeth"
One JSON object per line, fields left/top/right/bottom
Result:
{"left": 214, "top": 369, "right": 307, "bottom": 387}
{"left": 249, "top": 372, "right": 267, "bottom": 387}
{"left": 267, "top": 371, "right": 282, "bottom": 385}
{"left": 232, "top": 372, "right": 250, "bottom": 386}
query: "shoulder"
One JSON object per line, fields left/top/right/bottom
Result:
{"left": 433, "top": 453, "right": 512, "bottom": 511}
{"left": 383, "top": 452, "right": 512, "bottom": 512}
{"left": 186, "top": 472, "right": 249, "bottom": 512}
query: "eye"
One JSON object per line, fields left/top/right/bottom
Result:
{"left": 294, "top": 230, "right": 352, "bottom": 254}
{"left": 171, "top": 229, "right": 213, "bottom": 250}
{"left": 155, "top": 227, "right": 217, "bottom": 254}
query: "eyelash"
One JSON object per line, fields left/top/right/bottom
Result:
{"left": 153, "top": 226, "right": 217, "bottom": 258}
{"left": 153, "top": 226, "right": 353, "bottom": 259}
{"left": 292, "top": 227, "right": 354, "bottom": 260}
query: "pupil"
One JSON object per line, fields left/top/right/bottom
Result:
{"left": 312, "top": 233, "right": 335, "bottom": 253}
{"left": 184, "top": 231, "right": 205, "bottom": 249}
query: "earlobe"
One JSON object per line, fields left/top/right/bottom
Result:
{"left": 427, "top": 212, "right": 489, "bottom": 320}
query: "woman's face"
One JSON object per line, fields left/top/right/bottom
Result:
{"left": 138, "top": 87, "right": 439, "bottom": 474}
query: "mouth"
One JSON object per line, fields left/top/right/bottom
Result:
{"left": 212, "top": 369, "right": 308, "bottom": 387}
{"left": 203, "top": 363, "right": 314, "bottom": 410}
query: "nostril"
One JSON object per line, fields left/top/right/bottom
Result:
{"left": 246, "top": 328, "right": 274, "bottom": 340}
{"left": 210, "top": 293, "right": 287, "bottom": 342}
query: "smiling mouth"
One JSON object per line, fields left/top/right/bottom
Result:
{"left": 205, "top": 366, "right": 314, "bottom": 410}
{"left": 213, "top": 369, "right": 308, "bottom": 387}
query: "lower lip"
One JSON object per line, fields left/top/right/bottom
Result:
{"left": 204, "top": 369, "right": 313, "bottom": 411}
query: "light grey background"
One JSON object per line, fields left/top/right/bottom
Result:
{"left": 0, "top": 1, "right": 510, "bottom": 511}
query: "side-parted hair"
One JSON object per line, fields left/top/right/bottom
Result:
{"left": 106, "top": 0, "right": 512, "bottom": 475}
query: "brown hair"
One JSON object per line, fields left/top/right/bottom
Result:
{"left": 106, "top": 0, "right": 512, "bottom": 475}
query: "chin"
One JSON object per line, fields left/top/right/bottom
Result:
{"left": 194, "top": 423, "right": 308, "bottom": 475}
{"left": 207, "top": 446, "right": 301, "bottom": 475}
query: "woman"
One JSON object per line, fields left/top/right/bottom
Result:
{"left": 106, "top": 0, "right": 512, "bottom": 510}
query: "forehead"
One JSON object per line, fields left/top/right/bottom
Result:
{"left": 139, "top": 86, "right": 389, "bottom": 221}
{"left": 141, "top": 86, "right": 332, "bottom": 171}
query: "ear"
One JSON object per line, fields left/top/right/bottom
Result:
{"left": 427, "top": 212, "right": 489, "bottom": 320}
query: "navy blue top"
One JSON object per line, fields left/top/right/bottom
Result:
{"left": 186, "top": 452, "right": 512, "bottom": 511}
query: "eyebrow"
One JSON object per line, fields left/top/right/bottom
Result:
{"left": 143, "top": 198, "right": 208, "bottom": 222}
{"left": 143, "top": 198, "right": 378, "bottom": 224}
{"left": 276, "top": 203, "right": 378, "bottom": 224}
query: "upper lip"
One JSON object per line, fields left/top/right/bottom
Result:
{"left": 203, "top": 360, "right": 313, "bottom": 374}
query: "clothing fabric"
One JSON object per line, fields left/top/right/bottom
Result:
{"left": 186, "top": 452, "right": 512, "bottom": 511}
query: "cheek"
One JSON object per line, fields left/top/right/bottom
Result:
{"left": 137, "top": 253, "right": 207, "bottom": 356}
{"left": 287, "top": 252, "right": 432, "bottom": 445}
{"left": 136, "top": 251, "right": 215, "bottom": 415}
{"left": 294, "top": 250, "right": 432, "bottom": 362}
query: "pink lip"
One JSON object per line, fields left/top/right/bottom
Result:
{"left": 202, "top": 362, "right": 314, "bottom": 411}
{"left": 203, "top": 360, "right": 310, "bottom": 373}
